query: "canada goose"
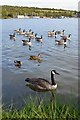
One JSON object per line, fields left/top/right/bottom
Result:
{"left": 56, "top": 30, "right": 65, "bottom": 35}
{"left": 48, "top": 30, "right": 55, "bottom": 37}
{"left": 29, "top": 33, "right": 37, "bottom": 39}
{"left": 25, "top": 29, "right": 33, "bottom": 36}
{"left": 29, "top": 53, "right": 41, "bottom": 60}
{"left": 48, "top": 30, "right": 55, "bottom": 34}
{"left": 14, "top": 28, "right": 21, "bottom": 33}
{"left": 27, "top": 32, "right": 37, "bottom": 38}
{"left": 60, "top": 34, "right": 71, "bottom": 40}
{"left": 22, "top": 38, "right": 31, "bottom": 46}
{"left": 18, "top": 29, "right": 26, "bottom": 35}
{"left": 9, "top": 33, "right": 16, "bottom": 39}
{"left": 55, "top": 39, "right": 67, "bottom": 45}
{"left": 25, "top": 70, "right": 60, "bottom": 92}
{"left": 14, "top": 60, "right": 22, "bottom": 67}
{"left": 35, "top": 35, "right": 43, "bottom": 43}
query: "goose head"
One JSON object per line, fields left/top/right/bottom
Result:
{"left": 52, "top": 30, "right": 55, "bottom": 32}
{"left": 62, "top": 30, "right": 65, "bottom": 32}
{"left": 35, "top": 33, "right": 37, "bottom": 37}
{"left": 19, "top": 28, "right": 21, "bottom": 31}
{"left": 68, "top": 34, "right": 71, "bottom": 38}
{"left": 51, "top": 70, "right": 60, "bottom": 75}
{"left": 29, "top": 29, "right": 31, "bottom": 32}
{"left": 51, "top": 70, "right": 60, "bottom": 86}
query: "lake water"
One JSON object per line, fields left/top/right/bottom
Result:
{"left": 1, "top": 18, "right": 78, "bottom": 108}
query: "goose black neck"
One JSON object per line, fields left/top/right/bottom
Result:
{"left": 51, "top": 71, "right": 56, "bottom": 85}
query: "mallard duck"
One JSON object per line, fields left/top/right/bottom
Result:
{"left": 14, "top": 60, "right": 22, "bottom": 67}
{"left": 22, "top": 38, "right": 31, "bottom": 46}
{"left": 25, "top": 70, "right": 60, "bottom": 92}
{"left": 56, "top": 30, "right": 65, "bottom": 35}
{"left": 35, "top": 35, "right": 43, "bottom": 43}
{"left": 9, "top": 33, "right": 16, "bottom": 39}
{"left": 60, "top": 34, "right": 71, "bottom": 40}
{"left": 29, "top": 53, "right": 41, "bottom": 60}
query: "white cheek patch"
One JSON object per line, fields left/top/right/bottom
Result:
{"left": 52, "top": 71, "right": 55, "bottom": 75}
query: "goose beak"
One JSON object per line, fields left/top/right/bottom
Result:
{"left": 56, "top": 72, "right": 60, "bottom": 75}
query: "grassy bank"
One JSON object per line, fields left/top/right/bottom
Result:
{"left": 2, "top": 98, "right": 80, "bottom": 119}
{"left": 1, "top": 5, "right": 77, "bottom": 19}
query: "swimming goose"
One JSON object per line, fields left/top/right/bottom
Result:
{"left": 30, "top": 33, "right": 37, "bottom": 39}
{"left": 48, "top": 30, "right": 55, "bottom": 34}
{"left": 55, "top": 39, "right": 67, "bottom": 46}
{"left": 48, "top": 30, "right": 55, "bottom": 37}
{"left": 25, "top": 70, "right": 60, "bottom": 92}
{"left": 25, "top": 29, "right": 33, "bottom": 36}
{"left": 14, "top": 28, "right": 21, "bottom": 33}
{"left": 18, "top": 29, "right": 26, "bottom": 35}
{"left": 56, "top": 30, "right": 65, "bottom": 35}
{"left": 60, "top": 34, "right": 71, "bottom": 40}
{"left": 9, "top": 33, "right": 16, "bottom": 39}
{"left": 29, "top": 53, "right": 41, "bottom": 60}
{"left": 22, "top": 38, "right": 31, "bottom": 46}
{"left": 27, "top": 32, "right": 37, "bottom": 39}
{"left": 35, "top": 35, "right": 43, "bottom": 43}
{"left": 14, "top": 60, "right": 22, "bottom": 67}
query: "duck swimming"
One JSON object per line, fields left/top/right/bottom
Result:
{"left": 29, "top": 53, "right": 41, "bottom": 60}
{"left": 25, "top": 70, "right": 60, "bottom": 92}
{"left": 14, "top": 60, "right": 22, "bottom": 67}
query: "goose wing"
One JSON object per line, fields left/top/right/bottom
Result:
{"left": 60, "top": 35, "right": 67, "bottom": 39}
{"left": 25, "top": 78, "right": 51, "bottom": 88}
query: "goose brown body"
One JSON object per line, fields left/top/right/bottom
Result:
{"left": 25, "top": 70, "right": 60, "bottom": 92}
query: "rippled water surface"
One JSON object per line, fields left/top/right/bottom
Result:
{"left": 2, "top": 18, "right": 78, "bottom": 108}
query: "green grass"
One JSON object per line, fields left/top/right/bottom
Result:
{"left": 2, "top": 98, "right": 80, "bottom": 120}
